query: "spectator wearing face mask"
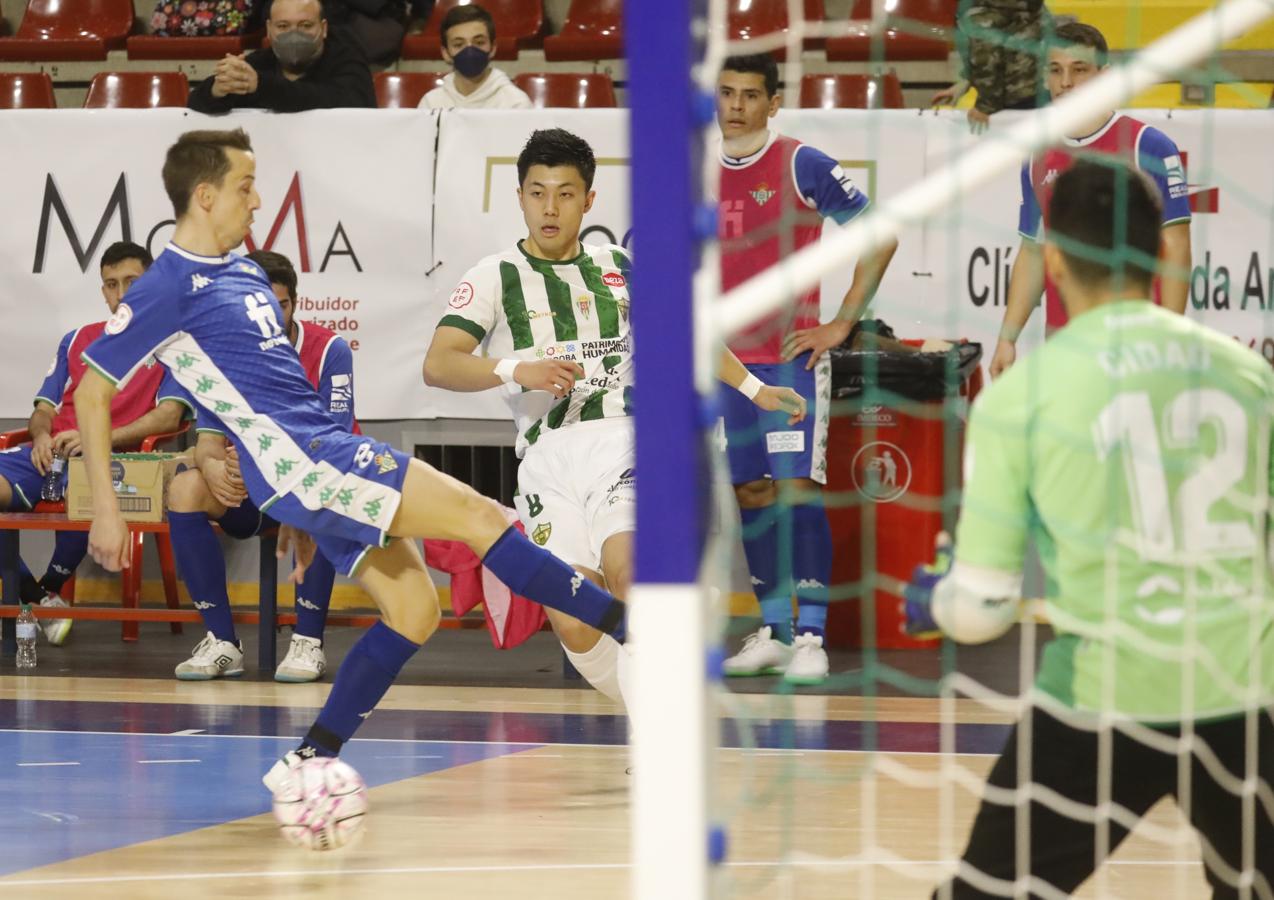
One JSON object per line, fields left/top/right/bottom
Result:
{"left": 418, "top": 3, "right": 531, "bottom": 110}
{"left": 189, "top": 0, "right": 376, "bottom": 114}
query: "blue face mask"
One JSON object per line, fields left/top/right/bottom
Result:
{"left": 451, "top": 45, "right": 490, "bottom": 79}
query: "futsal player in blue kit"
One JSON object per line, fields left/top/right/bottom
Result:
{"left": 74, "top": 128, "right": 629, "bottom": 791}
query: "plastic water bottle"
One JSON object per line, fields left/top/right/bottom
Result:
{"left": 16, "top": 604, "right": 37, "bottom": 669}
{"left": 40, "top": 452, "right": 65, "bottom": 502}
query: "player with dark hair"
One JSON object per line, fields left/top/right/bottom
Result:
{"left": 1, "top": 240, "right": 188, "bottom": 646}
{"left": 74, "top": 128, "right": 633, "bottom": 793}
{"left": 165, "top": 248, "right": 355, "bottom": 683}
{"left": 425, "top": 127, "right": 806, "bottom": 706}
{"left": 909, "top": 158, "right": 1273, "bottom": 897}
{"left": 716, "top": 52, "right": 898, "bottom": 684}
{"left": 419, "top": 2, "right": 531, "bottom": 110}
{"left": 989, "top": 20, "right": 1193, "bottom": 378}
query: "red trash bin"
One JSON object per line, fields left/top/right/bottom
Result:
{"left": 824, "top": 340, "right": 983, "bottom": 650}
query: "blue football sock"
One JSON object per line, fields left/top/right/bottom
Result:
{"left": 294, "top": 551, "right": 334, "bottom": 640}
{"left": 740, "top": 504, "right": 792, "bottom": 643}
{"left": 40, "top": 531, "right": 88, "bottom": 595}
{"left": 168, "top": 511, "right": 237, "bottom": 644}
{"left": 481, "top": 526, "right": 626, "bottom": 640}
{"left": 300, "top": 621, "right": 419, "bottom": 757}
{"left": 792, "top": 501, "right": 832, "bottom": 637}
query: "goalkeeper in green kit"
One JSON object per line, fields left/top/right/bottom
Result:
{"left": 908, "top": 158, "right": 1273, "bottom": 898}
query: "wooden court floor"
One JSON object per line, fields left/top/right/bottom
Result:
{"left": 0, "top": 676, "right": 1214, "bottom": 899}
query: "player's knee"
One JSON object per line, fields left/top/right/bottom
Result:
{"left": 382, "top": 590, "right": 441, "bottom": 644}
{"left": 167, "top": 469, "right": 212, "bottom": 514}
{"left": 734, "top": 479, "right": 776, "bottom": 509}
{"left": 460, "top": 493, "right": 513, "bottom": 550}
{"left": 554, "top": 613, "right": 602, "bottom": 653}
{"left": 605, "top": 562, "right": 632, "bottom": 601}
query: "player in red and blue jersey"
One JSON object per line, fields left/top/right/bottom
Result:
{"left": 716, "top": 53, "right": 898, "bottom": 684}
{"left": 990, "top": 21, "right": 1193, "bottom": 378}
{"left": 0, "top": 241, "right": 190, "bottom": 646}
{"left": 74, "top": 129, "right": 630, "bottom": 795}
{"left": 165, "top": 250, "right": 356, "bottom": 683}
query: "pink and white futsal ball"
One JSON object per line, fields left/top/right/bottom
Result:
{"left": 272, "top": 756, "right": 368, "bottom": 851}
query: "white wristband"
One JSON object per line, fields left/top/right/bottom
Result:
{"left": 494, "top": 358, "right": 520, "bottom": 384}
{"left": 738, "top": 373, "right": 764, "bottom": 400}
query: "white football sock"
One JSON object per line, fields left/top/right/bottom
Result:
{"left": 564, "top": 634, "right": 625, "bottom": 709}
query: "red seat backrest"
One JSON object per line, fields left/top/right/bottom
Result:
{"left": 83, "top": 72, "right": 189, "bottom": 108}
{"left": 374, "top": 71, "right": 447, "bottom": 108}
{"left": 559, "top": 0, "right": 623, "bottom": 38}
{"left": 513, "top": 72, "right": 617, "bottom": 109}
{"left": 849, "top": 0, "right": 954, "bottom": 27}
{"left": 727, "top": 0, "right": 824, "bottom": 48}
{"left": 16, "top": 0, "right": 133, "bottom": 42}
{"left": 799, "top": 73, "right": 905, "bottom": 109}
{"left": 0, "top": 71, "right": 56, "bottom": 108}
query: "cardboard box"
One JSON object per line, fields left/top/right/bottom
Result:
{"left": 66, "top": 450, "right": 194, "bottom": 523}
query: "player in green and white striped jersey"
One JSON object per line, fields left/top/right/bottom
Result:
{"left": 425, "top": 129, "right": 805, "bottom": 708}
{"left": 914, "top": 160, "right": 1273, "bottom": 897}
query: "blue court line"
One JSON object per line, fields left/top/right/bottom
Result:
{"left": 0, "top": 698, "right": 1013, "bottom": 755}
{"left": 0, "top": 730, "right": 537, "bottom": 877}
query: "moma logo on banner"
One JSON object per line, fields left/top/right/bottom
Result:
{"left": 32, "top": 171, "right": 362, "bottom": 275}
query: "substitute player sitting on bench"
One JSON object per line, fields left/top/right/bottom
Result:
{"left": 166, "top": 249, "right": 356, "bottom": 682}
{"left": 0, "top": 241, "right": 189, "bottom": 646}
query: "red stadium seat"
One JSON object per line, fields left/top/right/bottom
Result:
{"left": 514, "top": 72, "right": 617, "bottom": 109}
{"left": 83, "top": 72, "right": 190, "bottom": 108}
{"left": 799, "top": 72, "right": 905, "bottom": 108}
{"left": 0, "top": 71, "right": 56, "bottom": 108}
{"left": 544, "top": 0, "right": 623, "bottom": 61}
{"left": 401, "top": 0, "right": 543, "bottom": 61}
{"left": 374, "top": 71, "right": 447, "bottom": 108}
{"left": 127, "top": 32, "right": 264, "bottom": 60}
{"left": 826, "top": 0, "right": 953, "bottom": 62}
{"left": 0, "top": 0, "right": 133, "bottom": 61}
{"left": 727, "top": 0, "right": 825, "bottom": 60}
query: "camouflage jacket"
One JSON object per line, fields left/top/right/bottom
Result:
{"left": 956, "top": 1, "right": 1049, "bottom": 114}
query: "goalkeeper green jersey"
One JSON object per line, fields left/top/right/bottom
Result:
{"left": 958, "top": 300, "right": 1273, "bottom": 721}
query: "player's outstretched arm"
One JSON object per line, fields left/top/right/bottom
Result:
{"left": 990, "top": 238, "right": 1045, "bottom": 379}
{"left": 718, "top": 347, "right": 806, "bottom": 425}
{"left": 74, "top": 369, "right": 128, "bottom": 572}
{"left": 783, "top": 235, "right": 899, "bottom": 370}
{"left": 424, "top": 325, "right": 581, "bottom": 400}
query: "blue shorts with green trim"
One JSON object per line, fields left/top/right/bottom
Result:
{"left": 251, "top": 436, "right": 413, "bottom": 577}
{"left": 0, "top": 446, "right": 56, "bottom": 510}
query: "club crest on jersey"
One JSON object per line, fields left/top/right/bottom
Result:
{"left": 532, "top": 522, "right": 552, "bottom": 546}
{"left": 617, "top": 298, "right": 630, "bottom": 322}
{"left": 105, "top": 303, "right": 133, "bottom": 335}
{"left": 373, "top": 452, "right": 398, "bottom": 475}
{"left": 577, "top": 296, "right": 591, "bottom": 319}
{"left": 749, "top": 182, "right": 777, "bottom": 206}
